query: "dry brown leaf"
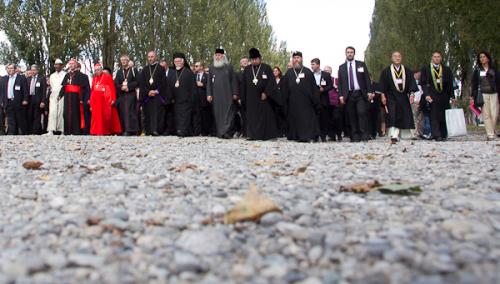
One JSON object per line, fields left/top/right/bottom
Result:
{"left": 224, "top": 184, "right": 281, "bottom": 224}
{"left": 169, "top": 163, "right": 198, "bottom": 173}
{"left": 293, "top": 162, "right": 311, "bottom": 176}
{"left": 254, "top": 157, "right": 281, "bottom": 167}
{"left": 339, "top": 180, "right": 382, "bottom": 193}
{"left": 23, "top": 161, "right": 43, "bottom": 170}
{"left": 37, "top": 175, "right": 50, "bottom": 181}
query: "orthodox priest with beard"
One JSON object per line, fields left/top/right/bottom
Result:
{"left": 115, "top": 55, "right": 140, "bottom": 135}
{"left": 207, "top": 48, "right": 239, "bottom": 139}
{"left": 139, "top": 51, "right": 168, "bottom": 136}
{"left": 58, "top": 58, "right": 90, "bottom": 135}
{"left": 281, "top": 51, "right": 321, "bottom": 142}
{"left": 168, "top": 53, "right": 196, "bottom": 137}
{"left": 240, "top": 48, "right": 281, "bottom": 140}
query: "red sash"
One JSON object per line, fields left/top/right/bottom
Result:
{"left": 65, "top": 84, "right": 81, "bottom": 94}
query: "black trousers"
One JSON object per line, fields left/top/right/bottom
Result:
{"left": 331, "top": 106, "right": 345, "bottom": 138}
{"left": 27, "top": 96, "right": 43, "bottom": 135}
{"left": 5, "top": 100, "right": 27, "bottom": 135}
{"left": 430, "top": 96, "right": 449, "bottom": 139}
{"left": 0, "top": 107, "right": 5, "bottom": 134}
{"left": 367, "top": 100, "right": 381, "bottom": 138}
{"left": 346, "top": 91, "right": 369, "bottom": 141}
{"left": 319, "top": 104, "right": 333, "bottom": 140}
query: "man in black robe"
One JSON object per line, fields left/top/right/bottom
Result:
{"left": 240, "top": 48, "right": 281, "bottom": 140}
{"left": 282, "top": 51, "right": 320, "bottom": 142}
{"left": 311, "top": 58, "right": 333, "bottom": 142}
{"left": 115, "top": 55, "right": 140, "bottom": 135}
{"left": 59, "top": 59, "right": 90, "bottom": 135}
{"left": 338, "top": 46, "right": 373, "bottom": 142}
{"left": 419, "top": 50, "right": 455, "bottom": 141}
{"left": 235, "top": 57, "right": 249, "bottom": 137}
{"left": 139, "top": 51, "right": 168, "bottom": 136}
{"left": 168, "top": 53, "right": 195, "bottom": 137}
{"left": 26, "top": 64, "right": 47, "bottom": 135}
{"left": 160, "top": 58, "right": 175, "bottom": 135}
{"left": 378, "top": 51, "right": 418, "bottom": 143}
{"left": 207, "top": 48, "right": 239, "bottom": 139}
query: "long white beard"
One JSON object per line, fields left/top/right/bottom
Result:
{"left": 213, "top": 56, "right": 229, "bottom": 68}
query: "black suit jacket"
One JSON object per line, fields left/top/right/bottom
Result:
{"left": 0, "top": 74, "right": 29, "bottom": 107}
{"left": 338, "top": 60, "right": 372, "bottom": 99}
{"left": 420, "top": 64, "right": 454, "bottom": 100}
{"left": 195, "top": 72, "right": 208, "bottom": 107}
{"left": 315, "top": 71, "right": 333, "bottom": 106}
{"left": 27, "top": 75, "right": 47, "bottom": 105}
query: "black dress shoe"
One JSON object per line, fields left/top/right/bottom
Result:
{"left": 152, "top": 132, "right": 159, "bottom": 136}
{"left": 435, "top": 137, "right": 443, "bottom": 141}
{"left": 337, "top": 135, "right": 343, "bottom": 142}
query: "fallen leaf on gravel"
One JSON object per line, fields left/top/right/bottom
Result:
{"left": 224, "top": 184, "right": 281, "bottom": 224}
{"left": 145, "top": 219, "right": 163, "bottom": 226}
{"left": 340, "top": 180, "right": 382, "bottom": 193}
{"left": 169, "top": 163, "right": 198, "bottom": 172}
{"left": 293, "top": 162, "right": 311, "bottom": 176}
{"left": 254, "top": 157, "right": 282, "bottom": 167}
{"left": 23, "top": 161, "right": 43, "bottom": 170}
{"left": 37, "top": 175, "right": 50, "bottom": 181}
{"left": 377, "top": 183, "right": 422, "bottom": 195}
{"left": 352, "top": 154, "right": 378, "bottom": 160}
{"left": 80, "top": 165, "right": 104, "bottom": 174}
{"left": 111, "top": 162, "right": 127, "bottom": 171}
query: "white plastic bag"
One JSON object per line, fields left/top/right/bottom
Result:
{"left": 446, "top": 108, "right": 467, "bottom": 137}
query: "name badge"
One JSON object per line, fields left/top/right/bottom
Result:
{"left": 395, "top": 79, "right": 403, "bottom": 84}
{"left": 357, "top": 67, "right": 364, "bottom": 73}
{"left": 262, "top": 74, "right": 268, "bottom": 79}
{"left": 480, "top": 71, "right": 487, "bottom": 77}
{"left": 321, "top": 80, "right": 326, "bottom": 86}
{"left": 298, "top": 73, "right": 305, "bottom": 78}
{"left": 436, "top": 79, "right": 441, "bottom": 84}
{"left": 36, "top": 82, "right": 41, "bottom": 87}
{"left": 15, "top": 85, "right": 21, "bottom": 91}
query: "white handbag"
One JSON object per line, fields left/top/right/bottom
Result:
{"left": 446, "top": 108, "right": 467, "bottom": 137}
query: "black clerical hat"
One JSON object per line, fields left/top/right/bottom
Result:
{"left": 215, "top": 48, "right": 225, "bottom": 54}
{"left": 249, "top": 48, "right": 261, "bottom": 59}
{"left": 173, "top": 52, "right": 190, "bottom": 68}
{"left": 292, "top": 51, "right": 303, "bottom": 57}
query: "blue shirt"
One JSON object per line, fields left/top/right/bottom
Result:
{"left": 7, "top": 74, "right": 17, "bottom": 99}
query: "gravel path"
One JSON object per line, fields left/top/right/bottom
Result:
{"left": 0, "top": 135, "right": 499, "bottom": 284}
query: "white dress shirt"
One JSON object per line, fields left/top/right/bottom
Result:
{"left": 7, "top": 74, "right": 17, "bottom": 99}
{"left": 347, "top": 60, "right": 360, "bottom": 91}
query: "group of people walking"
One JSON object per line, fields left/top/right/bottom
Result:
{"left": 0, "top": 47, "right": 498, "bottom": 142}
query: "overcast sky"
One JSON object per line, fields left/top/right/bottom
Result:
{"left": 266, "top": 0, "right": 375, "bottom": 70}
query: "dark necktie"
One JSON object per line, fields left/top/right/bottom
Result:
{"left": 349, "top": 62, "right": 355, "bottom": 91}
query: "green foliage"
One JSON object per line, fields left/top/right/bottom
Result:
{"left": 0, "top": 0, "right": 289, "bottom": 74}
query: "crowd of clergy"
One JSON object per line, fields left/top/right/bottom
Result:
{"left": 0, "top": 46, "right": 498, "bottom": 142}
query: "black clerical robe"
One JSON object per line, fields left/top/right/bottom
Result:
{"left": 378, "top": 65, "right": 418, "bottom": 129}
{"left": 241, "top": 63, "right": 281, "bottom": 140}
{"left": 282, "top": 67, "right": 320, "bottom": 142}
{"left": 168, "top": 67, "right": 196, "bottom": 136}
{"left": 420, "top": 64, "right": 454, "bottom": 139}
{"left": 207, "top": 64, "right": 238, "bottom": 138}
{"left": 139, "top": 63, "right": 168, "bottom": 135}
{"left": 115, "top": 67, "right": 140, "bottom": 134}
{"left": 59, "top": 71, "right": 90, "bottom": 135}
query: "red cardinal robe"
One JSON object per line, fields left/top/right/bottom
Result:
{"left": 90, "top": 73, "right": 122, "bottom": 135}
